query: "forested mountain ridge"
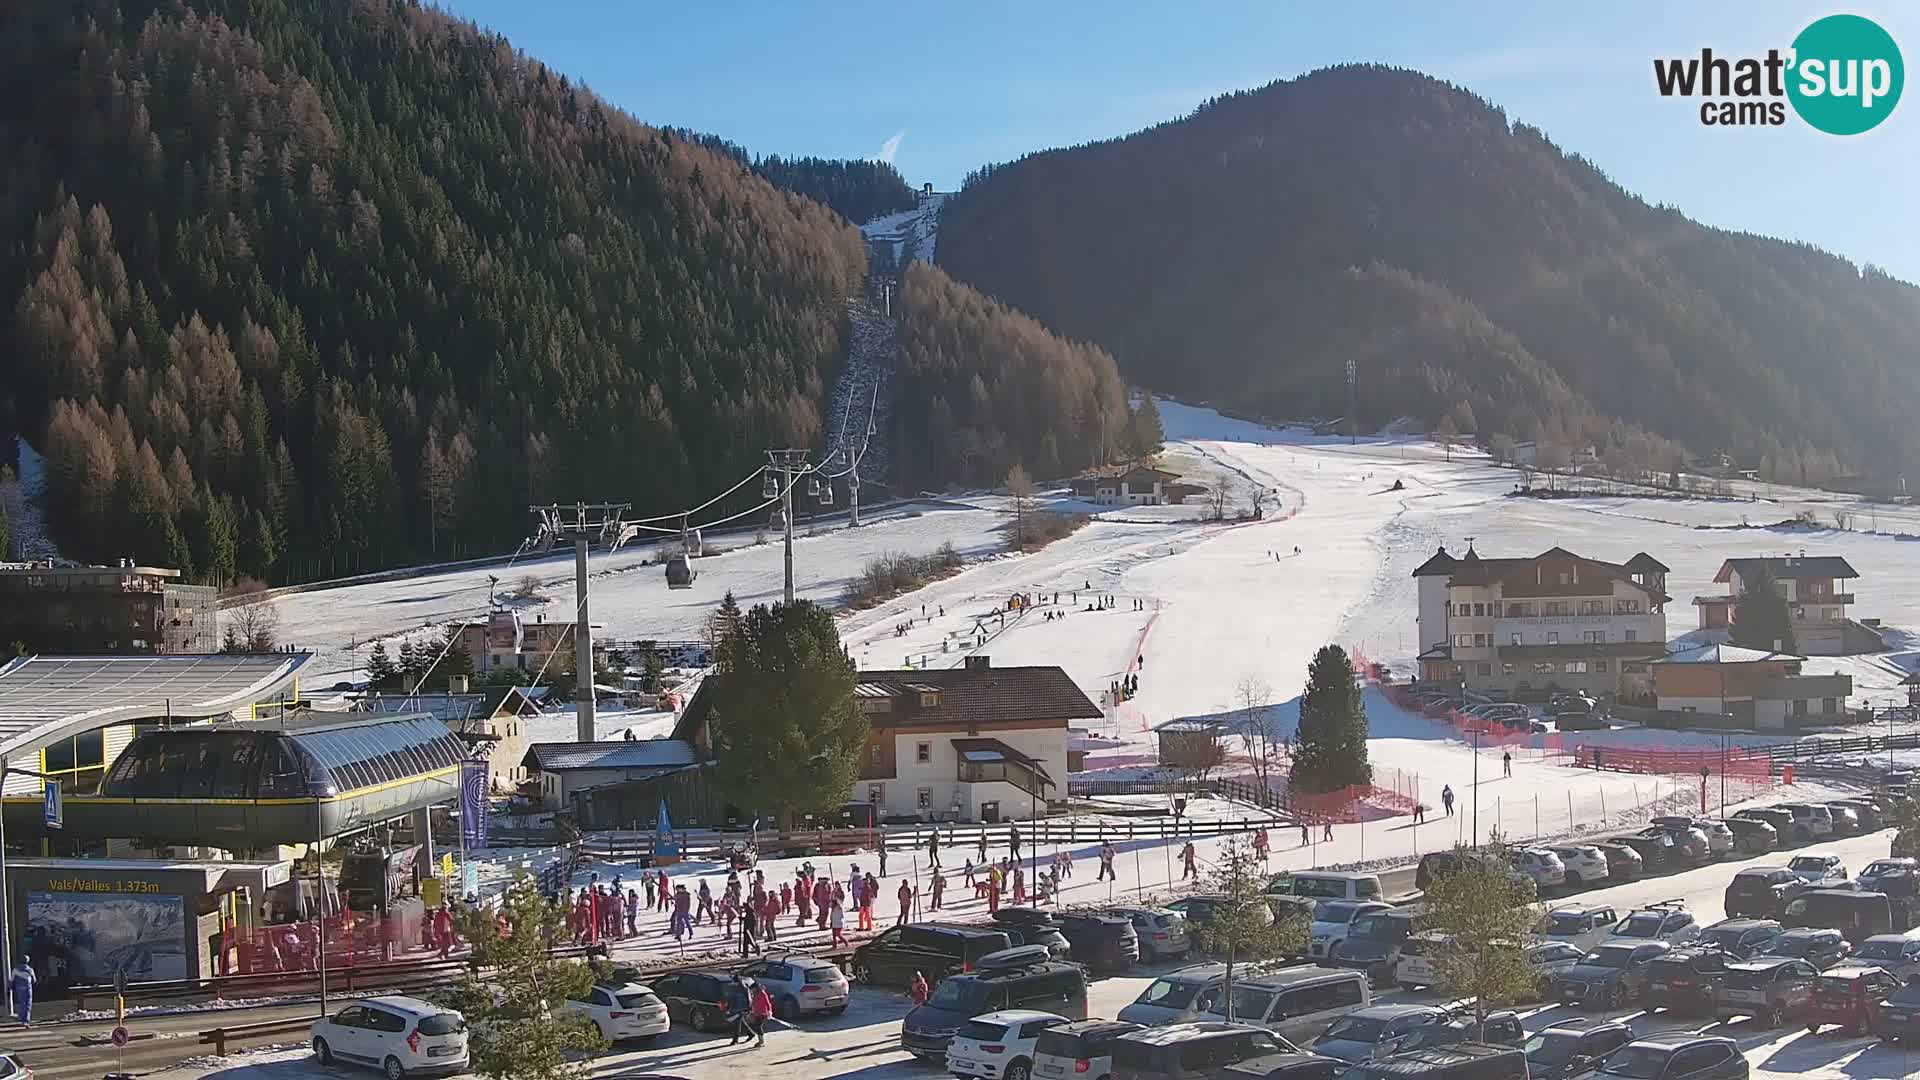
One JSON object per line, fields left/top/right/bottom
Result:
{"left": 938, "top": 65, "right": 1920, "bottom": 482}
{"left": 665, "top": 129, "right": 919, "bottom": 226}
{"left": 0, "top": 0, "right": 876, "bottom": 583}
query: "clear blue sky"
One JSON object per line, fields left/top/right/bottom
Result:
{"left": 440, "top": 1, "right": 1918, "bottom": 282}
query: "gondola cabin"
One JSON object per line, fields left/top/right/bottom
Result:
{"left": 665, "top": 552, "right": 695, "bottom": 589}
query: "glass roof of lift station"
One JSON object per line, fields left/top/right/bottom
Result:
{"left": 100, "top": 712, "right": 465, "bottom": 800}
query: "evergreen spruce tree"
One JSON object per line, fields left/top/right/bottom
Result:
{"left": 365, "top": 641, "right": 398, "bottom": 689}
{"left": 707, "top": 600, "right": 867, "bottom": 826}
{"left": 1127, "top": 395, "right": 1165, "bottom": 457}
{"left": 1730, "top": 568, "right": 1798, "bottom": 655}
{"left": 1292, "top": 644, "right": 1372, "bottom": 793}
{"left": 397, "top": 639, "right": 420, "bottom": 686}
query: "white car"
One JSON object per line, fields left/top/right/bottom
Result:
{"left": 946, "top": 1009, "right": 1070, "bottom": 1080}
{"left": 561, "top": 982, "right": 670, "bottom": 1044}
{"left": 1548, "top": 845, "right": 1611, "bottom": 889}
{"left": 1394, "top": 931, "right": 1454, "bottom": 990}
{"left": 1510, "top": 848, "right": 1567, "bottom": 891}
{"left": 739, "top": 955, "right": 851, "bottom": 1017}
{"left": 1606, "top": 905, "right": 1700, "bottom": 948}
{"left": 1309, "top": 900, "right": 1394, "bottom": 961}
{"left": 1542, "top": 905, "right": 1619, "bottom": 953}
{"left": 312, "top": 996, "right": 469, "bottom": 1080}
{"left": 1787, "top": 854, "right": 1849, "bottom": 885}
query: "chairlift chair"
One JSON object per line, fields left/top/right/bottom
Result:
{"left": 819, "top": 481, "right": 834, "bottom": 506}
{"left": 807, "top": 475, "right": 822, "bottom": 497}
{"left": 762, "top": 470, "right": 780, "bottom": 500}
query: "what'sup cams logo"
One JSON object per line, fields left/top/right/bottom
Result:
{"left": 1654, "top": 13, "right": 1903, "bottom": 134}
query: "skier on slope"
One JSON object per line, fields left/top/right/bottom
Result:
{"left": 1441, "top": 785, "right": 1455, "bottom": 816}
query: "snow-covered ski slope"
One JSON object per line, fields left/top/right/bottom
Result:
{"left": 278, "top": 399, "right": 1920, "bottom": 722}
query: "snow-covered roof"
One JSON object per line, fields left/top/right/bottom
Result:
{"left": 1659, "top": 644, "right": 1805, "bottom": 665}
{"left": 522, "top": 738, "right": 701, "bottom": 772}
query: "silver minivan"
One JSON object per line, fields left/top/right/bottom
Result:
{"left": 1205, "top": 967, "right": 1371, "bottom": 1045}
{"left": 1118, "top": 964, "right": 1229, "bottom": 1026}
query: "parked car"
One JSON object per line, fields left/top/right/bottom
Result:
{"left": 1651, "top": 817, "right": 1734, "bottom": 859}
{"left": 1640, "top": 825, "right": 1711, "bottom": 865}
{"left": 736, "top": 955, "right": 850, "bottom": 1018}
{"left": 1731, "top": 807, "right": 1798, "bottom": 844}
{"left": 1788, "top": 854, "right": 1850, "bottom": 886}
{"left": 945, "top": 1009, "right": 1071, "bottom": 1080}
{"left": 1222, "top": 1053, "right": 1346, "bottom": 1080}
{"left": 1054, "top": 911, "right": 1141, "bottom": 971}
{"left": 1835, "top": 799, "right": 1882, "bottom": 831}
{"left": 1591, "top": 1033, "right": 1748, "bottom": 1079}
{"left": 1521, "top": 1019, "right": 1633, "bottom": 1080}
{"left": 1724, "top": 816, "right": 1778, "bottom": 854}
{"left": 900, "top": 957, "right": 1088, "bottom": 1060}
{"left": 1111, "top": 1022, "right": 1295, "bottom": 1080}
{"left": 560, "top": 982, "right": 671, "bottom": 1044}
{"left": 1778, "top": 803, "right": 1836, "bottom": 842}
{"left": 1413, "top": 852, "right": 1527, "bottom": 893}
{"left": 1526, "top": 942, "right": 1588, "bottom": 995}
{"left": 1336, "top": 1042, "right": 1531, "bottom": 1079}
{"left": 1783, "top": 888, "right": 1892, "bottom": 940}
{"left": 1725, "top": 868, "right": 1804, "bottom": 921}
{"left": 1867, "top": 973, "right": 1920, "bottom": 1042}
{"left": 1807, "top": 965, "right": 1901, "bottom": 1035}
{"left": 1697, "top": 918, "right": 1784, "bottom": 961}
{"left": 1308, "top": 1004, "right": 1447, "bottom": 1063}
{"left": 1208, "top": 968, "right": 1371, "bottom": 1046}
{"left": 1119, "top": 964, "right": 1232, "bottom": 1027}
{"left": 1548, "top": 845, "right": 1611, "bottom": 889}
{"left": 310, "top": 996, "right": 469, "bottom": 1080}
{"left": 850, "top": 923, "right": 1012, "bottom": 985}
{"left": 1824, "top": 804, "right": 1863, "bottom": 837}
{"left": 1270, "top": 871, "right": 1386, "bottom": 902}
{"left": 1390, "top": 1009, "right": 1524, "bottom": 1054}
{"left": 1510, "top": 848, "right": 1569, "bottom": 892}
{"left": 1394, "top": 932, "right": 1452, "bottom": 991}
{"left": 1543, "top": 905, "right": 1620, "bottom": 953}
{"left": 1833, "top": 932, "right": 1920, "bottom": 980}
{"left": 1307, "top": 900, "right": 1392, "bottom": 962}
{"left": 1330, "top": 909, "right": 1418, "bottom": 987}
{"left": 1858, "top": 858, "right": 1919, "bottom": 894}
{"left": 991, "top": 910, "right": 1075, "bottom": 961}
{"left": 1610, "top": 834, "right": 1675, "bottom": 873}
{"left": 1760, "top": 927, "right": 1851, "bottom": 970}
{"left": 1108, "top": 906, "right": 1193, "bottom": 962}
{"left": 1592, "top": 842, "right": 1644, "bottom": 883}
{"left": 1607, "top": 904, "right": 1700, "bottom": 948}
{"left": 1036, "top": 1020, "right": 1146, "bottom": 1080}
{"left": 1169, "top": 895, "right": 1275, "bottom": 954}
{"left": 645, "top": 970, "right": 750, "bottom": 1032}
{"left": 1641, "top": 946, "right": 1728, "bottom": 1015}
{"left": 1713, "top": 957, "right": 1818, "bottom": 1026}
{"left": 1552, "top": 942, "right": 1671, "bottom": 1009}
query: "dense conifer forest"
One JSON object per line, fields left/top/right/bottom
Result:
{"left": 938, "top": 65, "right": 1920, "bottom": 483}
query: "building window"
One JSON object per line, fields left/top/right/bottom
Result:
{"left": 1564, "top": 661, "right": 1588, "bottom": 674}
{"left": 1624, "top": 630, "right": 1637, "bottom": 643}
{"left": 1822, "top": 697, "right": 1838, "bottom": 714}
{"left": 867, "top": 783, "right": 885, "bottom": 805}
{"left": 870, "top": 745, "right": 881, "bottom": 765}
{"left": 915, "top": 741, "right": 931, "bottom": 764}
{"left": 1544, "top": 601, "right": 1571, "bottom": 617}
{"left": 1615, "top": 599, "right": 1641, "bottom": 614}
{"left": 1454, "top": 634, "right": 1473, "bottom": 648}
{"left": 1593, "top": 660, "right": 1609, "bottom": 673}
{"left": 1580, "top": 600, "right": 1606, "bottom": 616}
{"left": 1510, "top": 633, "right": 1523, "bottom": 646}
{"left": 1793, "top": 699, "right": 1809, "bottom": 717}
{"left": 1502, "top": 664, "right": 1516, "bottom": 676}
{"left": 1477, "top": 663, "right": 1492, "bottom": 677}
{"left": 1533, "top": 662, "right": 1556, "bottom": 675}
{"left": 1474, "top": 634, "right": 1489, "bottom": 648}
{"left": 1623, "top": 662, "right": 1649, "bottom": 673}
{"left": 1557, "top": 572, "right": 1571, "bottom": 585}
{"left": 1583, "top": 630, "right": 1605, "bottom": 644}
{"left": 1472, "top": 603, "right": 1486, "bottom": 617}
{"left": 917, "top": 786, "right": 933, "bottom": 810}
{"left": 1507, "top": 602, "right": 1536, "bottom": 618}
{"left": 1547, "top": 632, "right": 1560, "bottom": 645}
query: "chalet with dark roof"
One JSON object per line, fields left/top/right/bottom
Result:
{"left": 1694, "top": 554, "right": 1874, "bottom": 655}
{"left": 676, "top": 655, "right": 1098, "bottom": 822}
{"left": 1069, "top": 464, "right": 1187, "bottom": 506}
{"left": 1413, "top": 544, "right": 1670, "bottom": 697}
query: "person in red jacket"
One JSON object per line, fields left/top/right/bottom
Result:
{"left": 909, "top": 970, "right": 930, "bottom": 1006}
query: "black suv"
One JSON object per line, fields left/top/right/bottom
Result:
{"left": 1732, "top": 807, "right": 1798, "bottom": 844}
{"left": 1522, "top": 1019, "right": 1632, "bottom": 1080}
{"left": 900, "top": 958, "right": 1089, "bottom": 1059}
{"left": 989, "top": 908, "right": 1075, "bottom": 960}
{"left": 1760, "top": 927, "right": 1850, "bottom": 970}
{"left": 1113, "top": 1021, "right": 1294, "bottom": 1080}
{"left": 1610, "top": 833, "right": 1675, "bottom": 873}
{"left": 1336, "top": 1043, "right": 1529, "bottom": 1080}
{"left": 1596, "top": 1033, "right": 1747, "bottom": 1079}
{"left": 1054, "top": 911, "right": 1141, "bottom": 971}
{"left": 1641, "top": 946, "right": 1728, "bottom": 1015}
{"left": 1724, "top": 868, "right": 1804, "bottom": 919}
{"left": 849, "top": 922, "right": 1012, "bottom": 985}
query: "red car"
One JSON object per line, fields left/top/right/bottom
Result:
{"left": 1807, "top": 965, "right": 1901, "bottom": 1035}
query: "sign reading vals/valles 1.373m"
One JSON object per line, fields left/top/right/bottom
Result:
{"left": 1654, "top": 13, "right": 1904, "bottom": 133}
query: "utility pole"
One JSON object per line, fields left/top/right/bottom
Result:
{"left": 1346, "top": 359, "right": 1358, "bottom": 446}
{"left": 529, "top": 501, "right": 630, "bottom": 742}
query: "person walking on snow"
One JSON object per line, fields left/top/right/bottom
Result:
{"left": 697, "top": 879, "right": 715, "bottom": 925}
{"left": 897, "top": 879, "right": 914, "bottom": 925}
{"left": 977, "top": 829, "right": 990, "bottom": 864}
{"left": 1009, "top": 825, "right": 1023, "bottom": 863}
{"left": 739, "top": 898, "right": 761, "bottom": 956}
{"left": 930, "top": 869, "right": 946, "bottom": 911}
{"left": 1180, "top": 841, "right": 1199, "bottom": 879}
{"left": 829, "top": 898, "right": 849, "bottom": 947}
{"left": 879, "top": 844, "right": 889, "bottom": 878}
{"left": 1441, "top": 785, "right": 1455, "bottom": 816}
{"left": 1323, "top": 820, "right": 1334, "bottom": 842}
{"left": 11, "top": 959, "right": 34, "bottom": 1027}
{"left": 963, "top": 858, "right": 977, "bottom": 888}
{"left": 928, "top": 830, "right": 941, "bottom": 868}
{"left": 813, "top": 877, "right": 832, "bottom": 931}
{"left": 1502, "top": 750, "right": 1512, "bottom": 778}
{"left": 1098, "top": 841, "right": 1117, "bottom": 881}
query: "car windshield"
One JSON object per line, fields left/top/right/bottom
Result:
{"left": 1790, "top": 857, "right": 1830, "bottom": 872}
{"left": 1864, "top": 862, "right": 1909, "bottom": 878}
{"left": 929, "top": 980, "right": 990, "bottom": 1011}
{"left": 1321, "top": 1015, "right": 1389, "bottom": 1043}
{"left": 1548, "top": 912, "right": 1593, "bottom": 934}
{"left": 1853, "top": 941, "right": 1902, "bottom": 961}
{"left": 1597, "top": 1045, "right": 1670, "bottom": 1079}
{"left": 1523, "top": 1031, "right": 1581, "bottom": 1065}
{"left": 1314, "top": 901, "right": 1363, "bottom": 922}
{"left": 1582, "top": 946, "right": 1636, "bottom": 968}
{"left": 1614, "top": 914, "right": 1662, "bottom": 937}
{"left": 1136, "top": 978, "right": 1202, "bottom": 1010}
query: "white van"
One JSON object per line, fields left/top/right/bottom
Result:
{"left": 1394, "top": 931, "right": 1453, "bottom": 990}
{"left": 1206, "top": 967, "right": 1371, "bottom": 1045}
{"left": 1272, "top": 871, "right": 1386, "bottom": 902}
